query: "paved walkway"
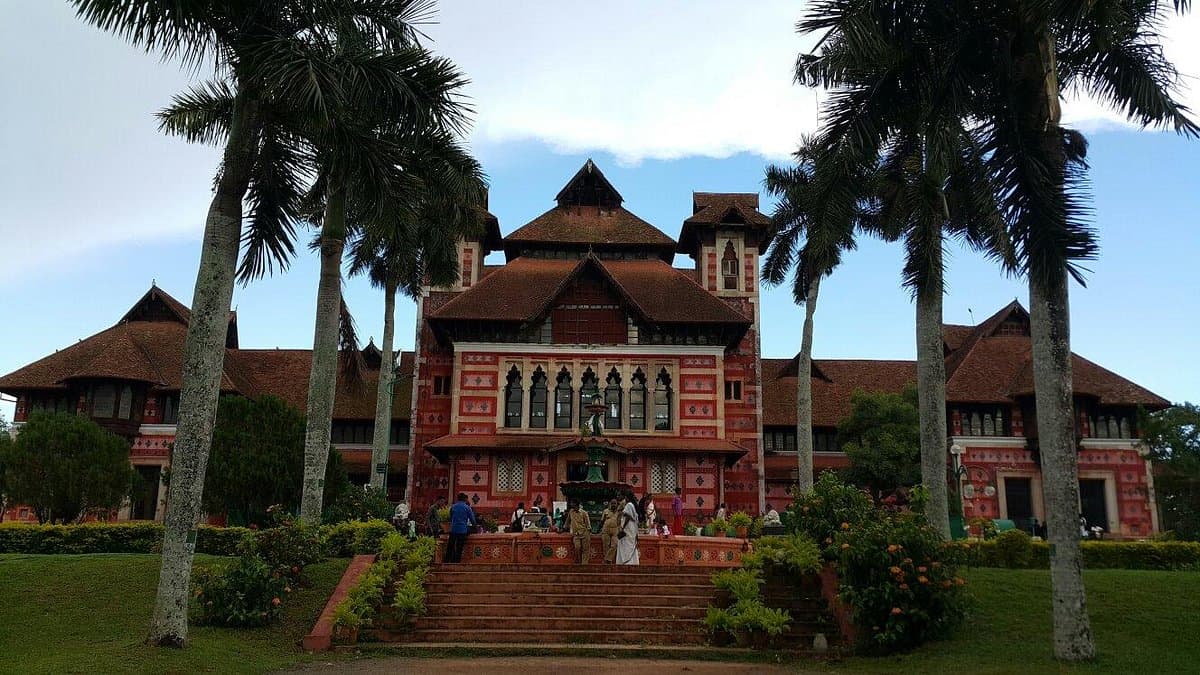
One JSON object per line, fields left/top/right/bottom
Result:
{"left": 288, "top": 656, "right": 802, "bottom": 674}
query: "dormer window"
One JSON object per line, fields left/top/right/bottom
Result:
{"left": 721, "top": 241, "right": 739, "bottom": 290}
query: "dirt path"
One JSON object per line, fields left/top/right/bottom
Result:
{"left": 288, "top": 656, "right": 806, "bottom": 674}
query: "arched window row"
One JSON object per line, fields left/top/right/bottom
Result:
{"left": 501, "top": 364, "right": 673, "bottom": 432}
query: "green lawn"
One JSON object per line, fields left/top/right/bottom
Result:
{"left": 0, "top": 553, "right": 348, "bottom": 675}
{"left": 0, "top": 556, "right": 1196, "bottom": 674}
{"left": 826, "top": 567, "right": 1200, "bottom": 674}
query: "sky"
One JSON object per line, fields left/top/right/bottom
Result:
{"left": 1, "top": 1, "right": 1198, "bottom": 424}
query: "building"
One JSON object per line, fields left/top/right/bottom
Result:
{"left": 0, "top": 161, "right": 1169, "bottom": 537}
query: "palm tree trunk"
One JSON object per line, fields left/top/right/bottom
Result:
{"left": 795, "top": 275, "right": 820, "bottom": 494}
{"left": 1031, "top": 274, "right": 1095, "bottom": 660}
{"left": 368, "top": 279, "right": 398, "bottom": 491}
{"left": 916, "top": 237, "right": 950, "bottom": 539}
{"left": 149, "top": 86, "right": 261, "bottom": 647}
{"left": 299, "top": 184, "right": 347, "bottom": 523}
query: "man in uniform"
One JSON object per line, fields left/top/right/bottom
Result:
{"left": 600, "top": 498, "right": 621, "bottom": 564}
{"left": 566, "top": 500, "right": 592, "bottom": 564}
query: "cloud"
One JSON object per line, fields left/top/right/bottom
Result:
{"left": 429, "top": 1, "right": 1200, "bottom": 163}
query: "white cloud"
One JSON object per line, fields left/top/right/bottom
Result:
{"left": 429, "top": 1, "right": 1200, "bottom": 162}
{"left": 1, "top": 1, "right": 1195, "bottom": 282}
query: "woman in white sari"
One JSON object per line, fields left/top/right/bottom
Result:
{"left": 616, "top": 495, "right": 640, "bottom": 565}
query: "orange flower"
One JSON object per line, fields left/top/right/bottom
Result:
{"left": 887, "top": 544, "right": 899, "bottom": 553}
{"left": 918, "top": 576, "right": 929, "bottom": 584}
{"left": 942, "top": 580, "right": 953, "bottom": 589}
{"left": 803, "top": 506, "right": 810, "bottom": 513}
{"left": 841, "top": 543, "right": 851, "bottom": 550}
{"left": 899, "top": 583, "right": 909, "bottom": 590}
{"left": 917, "top": 566, "right": 927, "bottom": 573}
{"left": 902, "top": 557, "right": 912, "bottom": 564}
{"left": 889, "top": 566, "right": 901, "bottom": 574}
{"left": 272, "top": 597, "right": 282, "bottom": 606}
{"left": 841, "top": 522, "right": 850, "bottom": 530}
{"left": 891, "top": 607, "right": 903, "bottom": 616}
{"left": 955, "top": 577, "right": 966, "bottom": 586}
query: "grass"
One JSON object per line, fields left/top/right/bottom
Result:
{"left": 823, "top": 567, "right": 1200, "bottom": 674}
{"left": 0, "top": 556, "right": 1196, "bottom": 674}
{"left": 0, "top": 553, "right": 348, "bottom": 675}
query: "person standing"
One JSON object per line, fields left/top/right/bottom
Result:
{"left": 671, "top": 487, "right": 684, "bottom": 537}
{"left": 510, "top": 501, "right": 526, "bottom": 533}
{"left": 617, "top": 495, "right": 640, "bottom": 565}
{"left": 426, "top": 496, "right": 446, "bottom": 537}
{"left": 566, "top": 500, "right": 592, "bottom": 564}
{"left": 446, "top": 493, "right": 475, "bottom": 563}
{"left": 600, "top": 499, "right": 621, "bottom": 564}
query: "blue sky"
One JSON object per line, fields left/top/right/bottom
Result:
{"left": 1, "top": 2, "right": 1198, "bottom": 422}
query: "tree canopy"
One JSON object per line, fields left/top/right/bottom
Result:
{"left": 0, "top": 412, "right": 134, "bottom": 523}
{"left": 838, "top": 385, "right": 923, "bottom": 497}
{"left": 202, "top": 395, "right": 346, "bottom": 527}
{"left": 1142, "top": 403, "right": 1200, "bottom": 541}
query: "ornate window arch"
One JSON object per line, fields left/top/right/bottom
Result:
{"left": 529, "top": 367, "right": 548, "bottom": 428}
{"left": 554, "top": 367, "right": 573, "bottom": 429}
{"left": 578, "top": 367, "right": 599, "bottom": 427}
{"left": 629, "top": 368, "right": 647, "bottom": 431}
{"left": 503, "top": 365, "right": 523, "bottom": 428}
{"left": 653, "top": 368, "right": 673, "bottom": 431}
{"left": 604, "top": 367, "right": 622, "bottom": 430}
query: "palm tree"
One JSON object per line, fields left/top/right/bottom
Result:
{"left": 794, "top": 0, "right": 1196, "bottom": 660}
{"left": 348, "top": 191, "right": 483, "bottom": 494}
{"left": 71, "top": 0, "right": 433, "bottom": 646}
{"left": 295, "top": 67, "right": 484, "bottom": 523}
{"left": 762, "top": 138, "right": 863, "bottom": 494}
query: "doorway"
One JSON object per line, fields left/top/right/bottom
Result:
{"left": 131, "top": 465, "right": 161, "bottom": 520}
{"left": 1004, "top": 477, "right": 1034, "bottom": 533}
{"left": 1079, "top": 479, "right": 1109, "bottom": 534}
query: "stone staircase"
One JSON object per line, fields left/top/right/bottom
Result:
{"left": 362, "top": 563, "right": 843, "bottom": 651}
{"left": 367, "top": 563, "right": 716, "bottom": 646}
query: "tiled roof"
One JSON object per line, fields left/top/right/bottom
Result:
{"left": 1008, "top": 353, "right": 1170, "bottom": 408}
{"left": 678, "top": 192, "right": 772, "bottom": 253}
{"left": 428, "top": 255, "right": 750, "bottom": 326}
{"left": 0, "top": 285, "right": 415, "bottom": 421}
{"left": 761, "top": 358, "right": 917, "bottom": 427}
{"left": 504, "top": 205, "right": 676, "bottom": 250}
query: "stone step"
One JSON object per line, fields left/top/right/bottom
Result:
{"left": 424, "top": 580, "right": 715, "bottom": 597}
{"left": 432, "top": 563, "right": 720, "bottom": 575}
{"left": 426, "top": 592, "right": 713, "bottom": 607}
{"left": 428, "top": 570, "right": 716, "bottom": 585}
{"left": 407, "top": 615, "right": 704, "bottom": 632}
{"left": 379, "top": 627, "right": 710, "bottom": 646}
{"left": 423, "top": 603, "right": 710, "bottom": 619}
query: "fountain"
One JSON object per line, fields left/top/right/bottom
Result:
{"left": 558, "top": 394, "right": 634, "bottom": 533}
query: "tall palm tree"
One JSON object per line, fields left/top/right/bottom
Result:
{"left": 348, "top": 192, "right": 483, "bottom": 494}
{"left": 295, "top": 69, "right": 483, "bottom": 523}
{"left": 762, "top": 138, "right": 863, "bottom": 494}
{"left": 794, "top": 0, "right": 1196, "bottom": 660}
{"left": 71, "top": 0, "right": 434, "bottom": 646}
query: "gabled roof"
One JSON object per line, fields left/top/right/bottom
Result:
{"left": 502, "top": 160, "right": 676, "bottom": 261}
{"left": 427, "top": 255, "right": 751, "bottom": 328}
{"left": 761, "top": 358, "right": 917, "bottom": 427}
{"left": 678, "top": 191, "right": 772, "bottom": 253}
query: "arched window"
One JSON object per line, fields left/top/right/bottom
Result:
{"left": 118, "top": 385, "right": 133, "bottom": 419}
{"left": 504, "top": 365, "right": 523, "bottom": 428}
{"left": 578, "top": 367, "right": 599, "bottom": 427}
{"left": 629, "top": 368, "right": 647, "bottom": 430}
{"left": 528, "top": 367, "right": 548, "bottom": 428}
{"left": 554, "top": 367, "right": 573, "bottom": 429}
{"left": 604, "top": 367, "right": 622, "bottom": 430}
{"left": 721, "top": 241, "right": 739, "bottom": 290}
{"left": 653, "top": 368, "right": 673, "bottom": 431}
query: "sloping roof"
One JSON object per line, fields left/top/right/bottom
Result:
{"left": 761, "top": 358, "right": 917, "bottom": 427}
{"left": 554, "top": 159, "right": 624, "bottom": 207}
{"left": 942, "top": 324, "right": 974, "bottom": 353}
{"left": 231, "top": 349, "right": 415, "bottom": 420}
{"left": 504, "top": 206, "right": 676, "bottom": 250}
{"left": 678, "top": 192, "right": 772, "bottom": 253}
{"left": 1008, "top": 353, "right": 1170, "bottom": 408}
{"left": 428, "top": 255, "right": 750, "bottom": 327}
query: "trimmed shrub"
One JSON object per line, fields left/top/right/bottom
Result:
{"left": 0, "top": 521, "right": 161, "bottom": 554}
{"left": 241, "top": 521, "right": 323, "bottom": 583}
{"left": 321, "top": 519, "right": 394, "bottom": 557}
{"left": 196, "top": 525, "right": 252, "bottom": 556}
{"left": 191, "top": 555, "right": 289, "bottom": 627}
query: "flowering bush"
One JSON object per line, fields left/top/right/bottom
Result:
{"left": 784, "top": 470, "right": 874, "bottom": 556}
{"left": 835, "top": 509, "right": 967, "bottom": 653}
{"left": 239, "top": 518, "right": 323, "bottom": 583}
{"left": 191, "top": 555, "right": 289, "bottom": 627}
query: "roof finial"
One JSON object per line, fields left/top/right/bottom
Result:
{"left": 968, "top": 308, "right": 975, "bottom": 324}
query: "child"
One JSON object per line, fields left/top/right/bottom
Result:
{"left": 656, "top": 518, "right": 671, "bottom": 537}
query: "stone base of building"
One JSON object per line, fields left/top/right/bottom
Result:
{"left": 433, "top": 532, "right": 748, "bottom": 567}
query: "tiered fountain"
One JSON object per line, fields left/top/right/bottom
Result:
{"left": 558, "top": 394, "right": 634, "bottom": 532}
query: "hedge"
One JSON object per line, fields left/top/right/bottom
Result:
{"left": 949, "top": 536, "right": 1200, "bottom": 571}
{"left": 319, "top": 520, "right": 394, "bottom": 557}
{"left": 0, "top": 522, "right": 257, "bottom": 555}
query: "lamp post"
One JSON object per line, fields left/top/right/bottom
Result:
{"left": 950, "top": 443, "right": 966, "bottom": 521}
